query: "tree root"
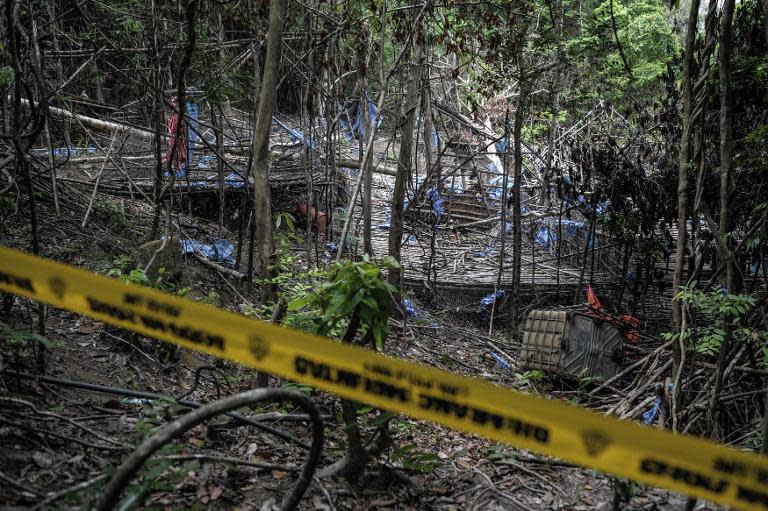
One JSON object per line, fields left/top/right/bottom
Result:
{"left": 97, "top": 388, "right": 324, "bottom": 511}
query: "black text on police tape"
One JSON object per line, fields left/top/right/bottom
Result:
{"left": 86, "top": 296, "right": 224, "bottom": 350}
{"left": 295, "top": 356, "right": 549, "bottom": 444}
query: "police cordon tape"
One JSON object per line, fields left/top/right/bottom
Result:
{"left": 2, "top": 245, "right": 768, "bottom": 509}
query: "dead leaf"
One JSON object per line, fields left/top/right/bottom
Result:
{"left": 271, "top": 470, "right": 288, "bottom": 479}
{"left": 368, "top": 498, "right": 396, "bottom": 508}
{"left": 209, "top": 485, "right": 223, "bottom": 501}
{"left": 33, "top": 452, "right": 52, "bottom": 468}
{"left": 187, "top": 437, "right": 205, "bottom": 447}
{"left": 77, "top": 323, "right": 101, "bottom": 334}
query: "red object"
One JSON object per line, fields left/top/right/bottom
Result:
{"left": 162, "top": 97, "right": 187, "bottom": 171}
{"left": 585, "top": 286, "right": 639, "bottom": 343}
{"left": 297, "top": 202, "right": 327, "bottom": 235}
{"left": 587, "top": 286, "right": 603, "bottom": 311}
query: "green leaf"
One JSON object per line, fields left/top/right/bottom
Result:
{"left": 0, "top": 66, "right": 14, "bottom": 87}
{"left": 287, "top": 294, "right": 313, "bottom": 311}
{"left": 284, "top": 214, "right": 295, "bottom": 232}
{"left": 381, "top": 255, "right": 401, "bottom": 270}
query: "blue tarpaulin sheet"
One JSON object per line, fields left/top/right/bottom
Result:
{"left": 197, "top": 154, "right": 217, "bottom": 169}
{"left": 480, "top": 290, "right": 506, "bottom": 307}
{"left": 426, "top": 186, "right": 444, "bottom": 225}
{"left": 274, "top": 116, "right": 316, "bottom": 149}
{"left": 187, "top": 102, "right": 199, "bottom": 164}
{"left": 181, "top": 239, "right": 235, "bottom": 265}
{"left": 491, "top": 352, "right": 511, "bottom": 370}
{"left": 340, "top": 93, "right": 382, "bottom": 141}
{"left": 320, "top": 241, "right": 339, "bottom": 263}
{"left": 536, "top": 225, "right": 551, "bottom": 249}
{"left": 480, "top": 290, "right": 506, "bottom": 324}
{"left": 163, "top": 168, "right": 188, "bottom": 179}
{"left": 378, "top": 211, "right": 391, "bottom": 230}
{"left": 533, "top": 219, "right": 587, "bottom": 251}
{"left": 403, "top": 299, "right": 420, "bottom": 318}
{"left": 184, "top": 172, "right": 246, "bottom": 189}
{"left": 642, "top": 384, "right": 673, "bottom": 425}
{"left": 35, "top": 146, "right": 97, "bottom": 157}
{"left": 488, "top": 176, "right": 514, "bottom": 200}
{"left": 475, "top": 246, "right": 497, "bottom": 258}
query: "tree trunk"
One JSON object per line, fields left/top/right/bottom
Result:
{"left": 671, "top": 0, "right": 700, "bottom": 433}
{"left": 541, "top": 0, "right": 563, "bottom": 206}
{"left": 357, "top": 23, "right": 374, "bottom": 256}
{"left": 709, "top": 0, "right": 736, "bottom": 438}
{"left": 249, "top": 0, "right": 284, "bottom": 303}
{"left": 388, "top": 15, "right": 426, "bottom": 310}
{"left": 509, "top": 89, "right": 527, "bottom": 341}
{"left": 322, "top": 315, "right": 366, "bottom": 480}
{"left": 150, "top": 0, "right": 165, "bottom": 241}
{"left": 490, "top": 110, "right": 510, "bottom": 334}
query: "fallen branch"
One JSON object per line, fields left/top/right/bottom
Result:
{"left": 156, "top": 453, "right": 299, "bottom": 472}
{"left": 97, "top": 388, "right": 324, "bottom": 511}
{"left": 32, "top": 474, "right": 108, "bottom": 510}
{"left": 191, "top": 252, "right": 246, "bottom": 280}
{"left": 17, "top": 97, "right": 155, "bottom": 141}
{"left": 587, "top": 341, "right": 672, "bottom": 397}
{"left": 336, "top": 158, "right": 397, "bottom": 177}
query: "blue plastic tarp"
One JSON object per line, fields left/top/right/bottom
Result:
{"left": 480, "top": 290, "right": 506, "bottom": 307}
{"left": 561, "top": 219, "right": 585, "bottom": 239}
{"left": 491, "top": 352, "right": 511, "bottom": 370}
{"left": 180, "top": 239, "right": 235, "bottom": 266}
{"left": 488, "top": 176, "right": 514, "bottom": 200}
{"left": 197, "top": 154, "right": 217, "bottom": 169}
{"left": 163, "top": 167, "right": 188, "bottom": 179}
{"left": 320, "top": 242, "right": 339, "bottom": 264}
{"left": 536, "top": 225, "right": 551, "bottom": 249}
{"left": 403, "top": 299, "right": 420, "bottom": 318}
{"left": 378, "top": 212, "right": 391, "bottom": 231}
{"left": 642, "top": 384, "right": 674, "bottom": 425}
{"left": 35, "top": 145, "right": 97, "bottom": 157}
{"left": 340, "top": 93, "right": 382, "bottom": 142}
{"left": 426, "top": 186, "right": 444, "bottom": 225}
{"left": 185, "top": 172, "right": 246, "bottom": 189}
{"left": 475, "top": 246, "right": 497, "bottom": 258}
{"left": 274, "top": 116, "right": 316, "bottom": 149}
{"left": 187, "top": 102, "right": 199, "bottom": 163}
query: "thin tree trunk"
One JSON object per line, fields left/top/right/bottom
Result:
{"left": 150, "top": 0, "right": 164, "bottom": 241}
{"left": 608, "top": 0, "right": 633, "bottom": 81}
{"left": 249, "top": 0, "right": 284, "bottom": 303}
{"left": 541, "top": 0, "right": 563, "bottom": 206}
{"left": 46, "top": 0, "right": 71, "bottom": 148}
{"left": 709, "top": 0, "right": 737, "bottom": 438}
{"left": 214, "top": 104, "right": 226, "bottom": 237}
{"left": 491, "top": 110, "right": 511, "bottom": 335}
{"left": 509, "top": 89, "right": 527, "bottom": 341}
{"left": 30, "top": 14, "right": 60, "bottom": 216}
{"left": 357, "top": 23, "right": 374, "bottom": 256}
{"left": 7, "top": 0, "right": 48, "bottom": 366}
{"left": 388, "top": 14, "right": 426, "bottom": 310}
{"left": 337, "top": 2, "right": 428, "bottom": 259}
{"left": 322, "top": 315, "right": 366, "bottom": 479}
{"left": 671, "top": 0, "right": 700, "bottom": 433}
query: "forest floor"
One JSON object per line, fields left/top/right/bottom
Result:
{"left": 0, "top": 193, "right": 716, "bottom": 510}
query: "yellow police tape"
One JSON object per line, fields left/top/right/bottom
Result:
{"left": 2, "top": 245, "right": 768, "bottom": 509}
